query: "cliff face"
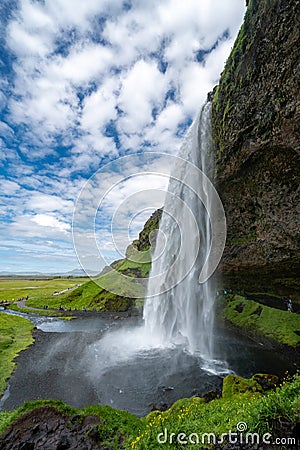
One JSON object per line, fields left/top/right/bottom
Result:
{"left": 212, "top": 0, "right": 300, "bottom": 293}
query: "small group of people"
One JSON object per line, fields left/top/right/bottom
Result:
{"left": 58, "top": 305, "right": 72, "bottom": 311}
{"left": 284, "top": 297, "right": 293, "bottom": 312}
{"left": 216, "top": 289, "right": 227, "bottom": 296}
{"left": 58, "top": 305, "right": 87, "bottom": 312}
{"left": 17, "top": 295, "right": 29, "bottom": 301}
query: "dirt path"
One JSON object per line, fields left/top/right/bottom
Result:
{"left": 244, "top": 293, "right": 300, "bottom": 313}
{"left": 15, "top": 299, "right": 42, "bottom": 311}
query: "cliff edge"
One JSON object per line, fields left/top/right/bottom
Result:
{"left": 212, "top": 0, "right": 300, "bottom": 294}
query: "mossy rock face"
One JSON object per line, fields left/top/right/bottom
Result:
{"left": 92, "top": 290, "right": 134, "bottom": 312}
{"left": 212, "top": 0, "right": 300, "bottom": 291}
{"left": 136, "top": 209, "right": 162, "bottom": 251}
{"left": 202, "top": 389, "right": 221, "bottom": 403}
{"left": 101, "top": 294, "right": 134, "bottom": 312}
{"left": 222, "top": 375, "right": 262, "bottom": 398}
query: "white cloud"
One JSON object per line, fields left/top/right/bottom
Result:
{"left": 50, "top": 44, "right": 114, "bottom": 85}
{"left": 0, "top": 91, "right": 7, "bottom": 111}
{"left": 31, "top": 213, "right": 70, "bottom": 233}
{"left": 1, "top": 0, "right": 246, "bottom": 272}
{"left": 0, "top": 121, "right": 14, "bottom": 139}
{"left": 1, "top": 180, "right": 21, "bottom": 195}
{"left": 6, "top": 0, "right": 245, "bottom": 160}
{"left": 81, "top": 77, "right": 119, "bottom": 133}
{"left": 118, "top": 60, "right": 168, "bottom": 134}
{"left": 26, "top": 193, "right": 73, "bottom": 214}
{"left": 7, "top": 21, "right": 52, "bottom": 57}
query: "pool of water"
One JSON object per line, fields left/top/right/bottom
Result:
{"left": 1, "top": 310, "right": 296, "bottom": 416}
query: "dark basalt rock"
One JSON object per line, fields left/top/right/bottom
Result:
{"left": 252, "top": 373, "right": 279, "bottom": 391}
{"left": 202, "top": 389, "right": 221, "bottom": 403}
{"left": 212, "top": 0, "right": 300, "bottom": 295}
{"left": 0, "top": 406, "right": 104, "bottom": 450}
{"left": 149, "top": 401, "right": 169, "bottom": 412}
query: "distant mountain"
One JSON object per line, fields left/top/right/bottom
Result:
{"left": 0, "top": 269, "right": 92, "bottom": 278}
{"left": 62, "top": 268, "right": 99, "bottom": 277}
{"left": 0, "top": 271, "right": 45, "bottom": 277}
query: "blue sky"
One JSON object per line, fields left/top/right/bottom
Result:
{"left": 0, "top": 0, "right": 246, "bottom": 274}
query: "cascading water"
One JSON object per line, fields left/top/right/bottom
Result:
{"left": 144, "top": 101, "right": 218, "bottom": 359}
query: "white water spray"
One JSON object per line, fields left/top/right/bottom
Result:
{"left": 144, "top": 102, "right": 218, "bottom": 358}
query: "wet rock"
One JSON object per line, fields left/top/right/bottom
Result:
{"left": 202, "top": 389, "right": 221, "bottom": 403}
{"left": 149, "top": 402, "right": 169, "bottom": 412}
{"left": 252, "top": 373, "right": 279, "bottom": 391}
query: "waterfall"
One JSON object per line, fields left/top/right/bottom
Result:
{"left": 144, "top": 101, "right": 218, "bottom": 358}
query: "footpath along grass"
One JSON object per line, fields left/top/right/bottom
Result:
{"left": 0, "top": 312, "right": 34, "bottom": 396}
{"left": 27, "top": 273, "right": 144, "bottom": 312}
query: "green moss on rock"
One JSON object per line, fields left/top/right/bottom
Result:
{"left": 222, "top": 375, "right": 262, "bottom": 398}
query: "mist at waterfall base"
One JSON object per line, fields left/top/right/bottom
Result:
{"left": 84, "top": 102, "right": 229, "bottom": 402}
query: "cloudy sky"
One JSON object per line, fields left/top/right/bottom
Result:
{"left": 0, "top": 0, "right": 246, "bottom": 274}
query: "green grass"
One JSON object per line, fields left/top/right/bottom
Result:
{"left": 116, "top": 253, "right": 151, "bottom": 278}
{"left": 130, "top": 374, "right": 300, "bottom": 449}
{"left": 0, "top": 312, "right": 34, "bottom": 396}
{"left": 26, "top": 272, "right": 145, "bottom": 312}
{"left": 0, "top": 277, "right": 88, "bottom": 302}
{"left": 26, "top": 279, "right": 101, "bottom": 310}
{"left": 222, "top": 295, "right": 300, "bottom": 347}
{"left": 0, "top": 373, "right": 299, "bottom": 448}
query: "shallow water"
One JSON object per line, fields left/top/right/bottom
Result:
{"left": 1, "top": 311, "right": 296, "bottom": 416}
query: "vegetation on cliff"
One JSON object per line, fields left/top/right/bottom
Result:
{"left": 0, "top": 399, "right": 142, "bottom": 450}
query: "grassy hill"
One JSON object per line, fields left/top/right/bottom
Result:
{"left": 26, "top": 209, "right": 162, "bottom": 312}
